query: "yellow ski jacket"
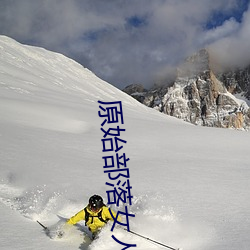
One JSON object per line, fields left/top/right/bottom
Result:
{"left": 67, "top": 206, "right": 119, "bottom": 233}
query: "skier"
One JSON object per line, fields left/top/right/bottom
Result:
{"left": 66, "top": 194, "right": 120, "bottom": 239}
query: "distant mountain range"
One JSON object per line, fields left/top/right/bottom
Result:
{"left": 123, "top": 49, "right": 250, "bottom": 130}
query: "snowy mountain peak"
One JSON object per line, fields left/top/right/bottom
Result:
{"left": 177, "top": 49, "right": 210, "bottom": 78}
{"left": 124, "top": 49, "right": 250, "bottom": 130}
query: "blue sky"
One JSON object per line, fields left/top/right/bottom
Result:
{"left": 205, "top": 0, "right": 249, "bottom": 28}
{"left": 0, "top": 0, "right": 249, "bottom": 89}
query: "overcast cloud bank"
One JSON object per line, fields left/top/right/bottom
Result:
{"left": 0, "top": 0, "right": 249, "bottom": 88}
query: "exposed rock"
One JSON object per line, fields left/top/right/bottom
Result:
{"left": 123, "top": 84, "right": 147, "bottom": 103}
{"left": 123, "top": 49, "right": 250, "bottom": 130}
{"left": 217, "top": 66, "right": 250, "bottom": 99}
{"left": 123, "top": 83, "right": 146, "bottom": 95}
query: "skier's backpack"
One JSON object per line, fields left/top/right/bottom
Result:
{"left": 84, "top": 206, "right": 109, "bottom": 226}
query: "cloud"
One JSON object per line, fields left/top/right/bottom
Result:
{"left": 0, "top": 0, "right": 249, "bottom": 89}
{"left": 200, "top": 18, "right": 240, "bottom": 45}
{"left": 209, "top": 4, "right": 250, "bottom": 69}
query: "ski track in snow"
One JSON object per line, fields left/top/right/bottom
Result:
{"left": 0, "top": 181, "right": 95, "bottom": 249}
{"left": 0, "top": 181, "right": 62, "bottom": 221}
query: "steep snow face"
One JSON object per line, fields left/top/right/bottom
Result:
{"left": 0, "top": 35, "right": 143, "bottom": 111}
{"left": 0, "top": 36, "right": 250, "bottom": 250}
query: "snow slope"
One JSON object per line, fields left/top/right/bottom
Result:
{"left": 0, "top": 35, "right": 250, "bottom": 250}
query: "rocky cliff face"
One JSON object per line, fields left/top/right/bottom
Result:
{"left": 123, "top": 49, "right": 250, "bottom": 130}
{"left": 217, "top": 66, "right": 250, "bottom": 99}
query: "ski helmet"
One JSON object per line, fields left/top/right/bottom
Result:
{"left": 89, "top": 195, "right": 104, "bottom": 211}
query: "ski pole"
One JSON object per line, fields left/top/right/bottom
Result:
{"left": 124, "top": 228, "right": 180, "bottom": 250}
{"left": 37, "top": 220, "right": 48, "bottom": 230}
